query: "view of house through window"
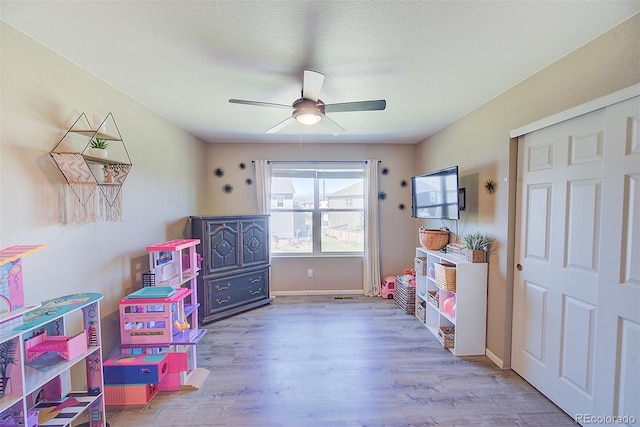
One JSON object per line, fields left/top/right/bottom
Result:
{"left": 270, "top": 164, "right": 365, "bottom": 255}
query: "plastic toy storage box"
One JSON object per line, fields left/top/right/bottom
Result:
{"left": 103, "top": 353, "right": 169, "bottom": 405}
{"left": 119, "top": 287, "right": 191, "bottom": 346}
{"left": 103, "top": 353, "right": 169, "bottom": 385}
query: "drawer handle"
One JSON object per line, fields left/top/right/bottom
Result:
{"left": 216, "top": 296, "right": 231, "bottom": 304}
{"left": 216, "top": 283, "right": 231, "bottom": 290}
{"left": 249, "top": 276, "right": 262, "bottom": 283}
{"left": 249, "top": 288, "right": 262, "bottom": 296}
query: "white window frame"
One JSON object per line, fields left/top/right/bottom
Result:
{"left": 270, "top": 163, "right": 365, "bottom": 257}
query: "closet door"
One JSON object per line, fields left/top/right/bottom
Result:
{"left": 592, "top": 98, "right": 640, "bottom": 421}
{"left": 512, "top": 96, "right": 639, "bottom": 422}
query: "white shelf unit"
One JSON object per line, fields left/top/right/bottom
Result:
{"left": 414, "top": 248, "right": 487, "bottom": 356}
{"left": 0, "top": 294, "right": 105, "bottom": 427}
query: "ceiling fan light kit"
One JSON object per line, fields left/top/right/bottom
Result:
{"left": 229, "top": 70, "right": 386, "bottom": 135}
{"left": 292, "top": 98, "right": 323, "bottom": 125}
{"left": 296, "top": 113, "right": 322, "bottom": 125}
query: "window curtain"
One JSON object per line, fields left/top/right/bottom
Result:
{"left": 363, "top": 159, "right": 381, "bottom": 296}
{"left": 254, "top": 160, "right": 271, "bottom": 214}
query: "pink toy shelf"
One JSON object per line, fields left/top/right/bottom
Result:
{"left": 24, "top": 330, "right": 88, "bottom": 362}
{"left": 144, "top": 239, "right": 201, "bottom": 288}
{"left": 111, "top": 238, "right": 208, "bottom": 398}
{"left": 119, "top": 288, "right": 195, "bottom": 346}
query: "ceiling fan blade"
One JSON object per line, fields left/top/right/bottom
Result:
{"left": 229, "top": 99, "right": 292, "bottom": 109}
{"left": 319, "top": 113, "right": 345, "bottom": 136}
{"left": 265, "top": 116, "right": 296, "bottom": 134}
{"left": 302, "top": 70, "right": 325, "bottom": 102}
{"left": 324, "top": 99, "right": 386, "bottom": 113}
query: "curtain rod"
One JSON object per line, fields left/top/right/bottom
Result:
{"left": 251, "top": 160, "right": 381, "bottom": 164}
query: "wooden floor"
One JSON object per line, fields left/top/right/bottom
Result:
{"left": 105, "top": 296, "right": 575, "bottom": 426}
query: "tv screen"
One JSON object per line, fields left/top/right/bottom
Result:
{"left": 411, "top": 166, "right": 460, "bottom": 220}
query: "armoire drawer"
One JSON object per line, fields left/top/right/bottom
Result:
{"left": 199, "top": 268, "right": 270, "bottom": 322}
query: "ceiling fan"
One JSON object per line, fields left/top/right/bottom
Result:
{"left": 229, "top": 70, "right": 386, "bottom": 135}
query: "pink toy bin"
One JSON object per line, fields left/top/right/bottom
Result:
{"left": 381, "top": 276, "right": 395, "bottom": 299}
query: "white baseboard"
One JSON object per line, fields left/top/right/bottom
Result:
{"left": 271, "top": 289, "right": 365, "bottom": 297}
{"left": 485, "top": 348, "right": 506, "bottom": 369}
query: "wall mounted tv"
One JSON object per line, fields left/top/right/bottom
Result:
{"left": 411, "top": 166, "right": 462, "bottom": 220}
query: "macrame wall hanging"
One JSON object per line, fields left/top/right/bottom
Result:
{"left": 52, "top": 153, "right": 98, "bottom": 223}
{"left": 50, "top": 112, "right": 132, "bottom": 224}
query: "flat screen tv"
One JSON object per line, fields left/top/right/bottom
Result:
{"left": 411, "top": 166, "right": 461, "bottom": 220}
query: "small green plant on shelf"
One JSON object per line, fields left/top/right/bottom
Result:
{"left": 461, "top": 232, "right": 494, "bottom": 250}
{"left": 90, "top": 137, "right": 109, "bottom": 150}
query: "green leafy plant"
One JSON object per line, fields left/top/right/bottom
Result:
{"left": 90, "top": 137, "right": 109, "bottom": 149}
{"left": 0, "top": 339, "right": 17, "bottom": 379}
{"left": 462, "top": 232, "right": 495, "bottom": 250}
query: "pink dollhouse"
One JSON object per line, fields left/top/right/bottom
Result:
{"left": 0, "top": 245, "right": 47, "bottom": 332}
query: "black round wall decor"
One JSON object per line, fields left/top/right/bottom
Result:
{"left": 239, "top": 162, "right": 246, "bottom": 169}
{"left": 378, "top": 192, "right": 387, "bottom": 200}
{"left": 381, "top": 167, "right": 389, "bottom": 175}
{"left": 484, "top": 179, "right": 496, "bottom": 194}
{"left": 223, "top": 184, "right": 233, "bottom": 193}
{"left": 246, "top": 178, "right": 253, "bottom": 185}
{"left": 215, "top": 168, "right": 224, "bottom": 177}
{"left": 398, "top": 203, "right": 405, "bottom": 210}
{"left": 400, "top": 180, "right": 407, "bottom": 187}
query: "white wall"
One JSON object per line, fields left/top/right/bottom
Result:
{"left": 0, "top": 22, "right": 207, "bottom": 353}
{"left": 415, "top": 14, "right": 640, "bottom": 367}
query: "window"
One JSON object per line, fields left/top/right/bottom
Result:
{"left": 270, "top": 163, "right": 365, "bottom": 255}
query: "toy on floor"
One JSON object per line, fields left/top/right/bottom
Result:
{"left": 381, "top": 276, "right": 395, "bottom": 299}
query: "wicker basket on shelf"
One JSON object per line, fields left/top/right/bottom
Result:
{"left": 438, "top": 326, "right": 455, "bottom": 349}
{"left": 434, "top": 263, "right": 457, "bottom": 292}
{"left": 419, "top": 228, "right": 449, "bottom": 250}
{"left": 414, "top": 257, "right": 428, "bottom": 275}
{"left": 467, "top": 249, "right": 486, "bottom": 263}
{"left": 426, "top": 290, "right": 439, "bottom": 308}
{"left": 416, "top": 300, "right": 426, "bottom": 324}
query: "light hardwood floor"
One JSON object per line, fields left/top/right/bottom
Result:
{"left": 105, "top": 296, "right": 575, "bottom": 426}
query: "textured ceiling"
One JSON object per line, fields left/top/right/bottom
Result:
{"left": 2, "top": 1, "right": 639, "bottom": 144}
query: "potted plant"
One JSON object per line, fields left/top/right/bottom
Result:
{"left": 88, "top": 137, "right": 109, "bottom": 158}
{"left": 461, "top": 232, "right": 494, "bottom": 263}
{"left": 0, "top": 339, "right": 17, "bottom": 395}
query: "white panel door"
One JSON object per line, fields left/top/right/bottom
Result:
{"left": 592, "top": 98, "right": 640, "bottom": 424}
{"left": 513, "top": 96, "right": 640, "bottom": 424}
{"left": 513, "top": 109, "right": 604, "bottom": 418}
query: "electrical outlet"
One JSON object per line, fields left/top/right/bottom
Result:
{"left": 307, "top": 269, "right": 314, "bottom": 278}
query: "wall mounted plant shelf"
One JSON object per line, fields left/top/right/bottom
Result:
{"left": 50, "top": 113, "right": 132, "bottom": 223}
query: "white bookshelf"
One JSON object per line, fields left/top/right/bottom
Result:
{"left": 414, "top": 248, "right": 487, "bottom": 356}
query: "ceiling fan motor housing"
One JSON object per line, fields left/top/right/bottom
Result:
{"left": 292, "top": 98, "right": 324, "bottom": 124}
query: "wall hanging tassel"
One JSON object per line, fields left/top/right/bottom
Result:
{"left": 65, "top": 183, "right": 97, "bottom": 223}
{"left": 98, "top": 185, "right": 123, "bottom": 221}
